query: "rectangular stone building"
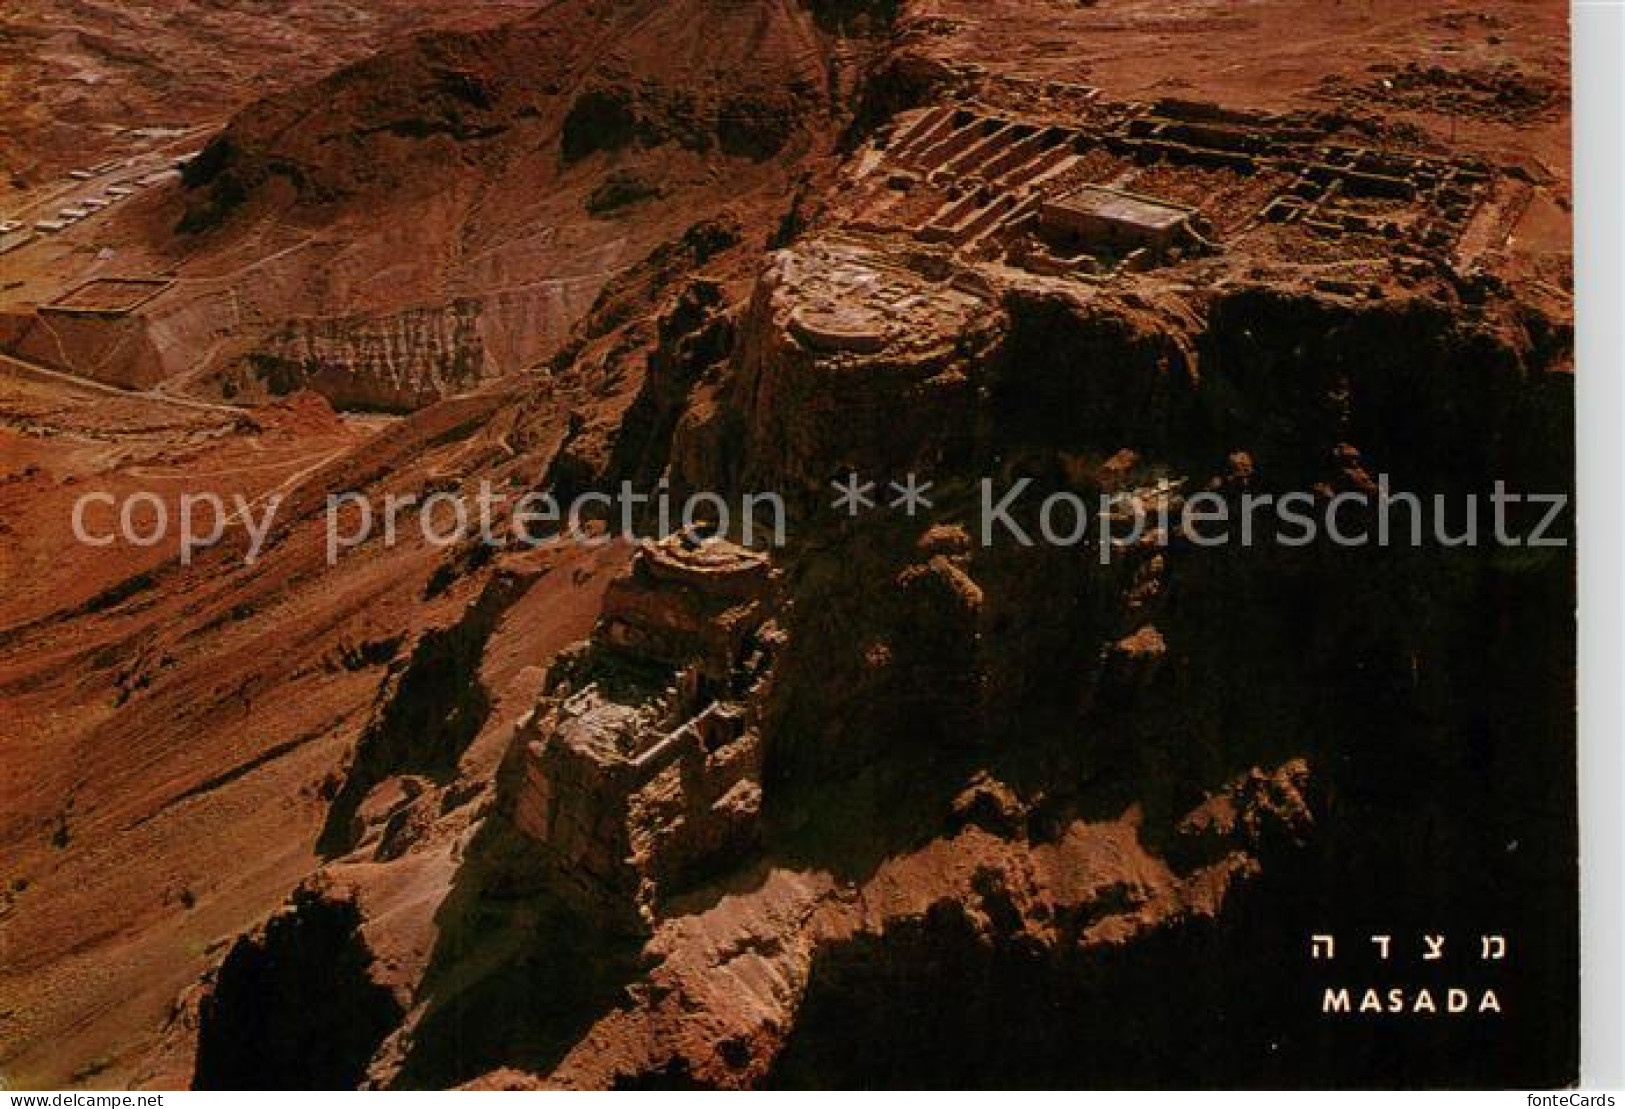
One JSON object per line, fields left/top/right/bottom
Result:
{"left": 1039, "top": 185, "right": 1195, "bottom": 253}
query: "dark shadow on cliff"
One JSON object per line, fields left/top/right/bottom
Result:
{"left": 385, "top": 809, "right": 643, "bottom": 1089}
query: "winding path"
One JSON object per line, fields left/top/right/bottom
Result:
{"left": 0, "top": 349, "right": 248, "bottom": 416}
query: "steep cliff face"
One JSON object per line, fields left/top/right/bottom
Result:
{"left": 0, "top": 310, "right": 170, "bottom": 390}
{"left": 767, "top": 767, "right": 1311, "bottom": 1089}
{"left": 241, "top": 302, "right": 489, "bottom": 411}
{"left": 658, "top": 240, "right": 1570, "bottom": 1086}
{"left": 317, "top": 569, "right": 537, "bottom": 858}
{"left": 522, "top": 759, "right": 1314, "bottom": 1089}
{"left": 193, "top": 884, "right": 404, "bottom": 1090}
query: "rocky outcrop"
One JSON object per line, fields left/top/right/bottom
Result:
{"left": 95, "top": 0, "right": 863, "bottom": 411}
{"left": 139, "top": 3, "right": 1576, "bottom": 1089}
{"left": 503, "top": 532, "right": 777, "bottom": 931}
{"left": 171, "top": 231, "right": 1575, "bottom": 1086}
{"left": 607, "top": 280, "right": 737, "bottom": 489}
{"left": 0, "top": 310, "right": 170, "bottom": 389}
{"left": 319, "top": 568, "right": 539, "bottom": 857}
{"left": 193, "top": 883, "right": 403, "bottom": 1090}
{"left": 178, "top": 0, "right": 839, "bottom": 218}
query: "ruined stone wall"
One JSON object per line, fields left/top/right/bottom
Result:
{"left": 0, "top": 309, "right": 170, "bottom": 389}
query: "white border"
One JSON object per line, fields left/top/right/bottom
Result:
{"left": 1575, "top": 0, "right": 1625, "bottom": 1089}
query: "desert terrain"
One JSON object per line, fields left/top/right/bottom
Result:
{"left": 0, "top": 0, "right": 1575, "bottom": 1089}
